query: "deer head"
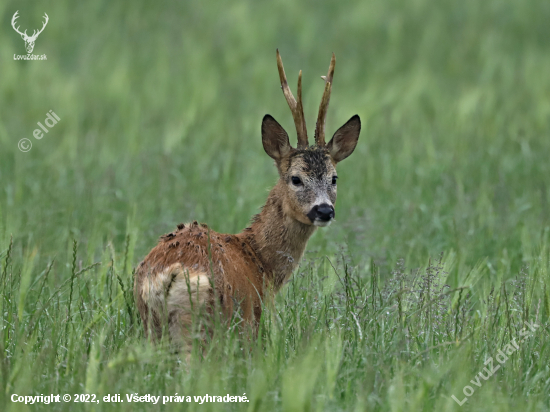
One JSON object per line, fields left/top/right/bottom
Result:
{"left": 11, "top": 11, "right": 49, "bottom": 54}
{"left": 262, "top": 50, "right": 361, "bottom": 228}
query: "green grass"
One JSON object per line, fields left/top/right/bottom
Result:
{"left": 1, "top": 0, "right": 550, "bottom": 410}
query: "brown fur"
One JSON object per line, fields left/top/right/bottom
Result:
{"left": 133, "top": 51, "right": 361, "bottom": 346}
{"left": 133, "top": 179, "right": 318, "bottom": 341}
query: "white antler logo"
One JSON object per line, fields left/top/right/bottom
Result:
{"left": 11, "top": 11, "right": 49, "bottom": 54}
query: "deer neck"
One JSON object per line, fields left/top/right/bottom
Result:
{"left": 238, "top": 181, "right": 316, "bottom": 290}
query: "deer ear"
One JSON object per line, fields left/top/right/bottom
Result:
{"left": 262, "top": 115, "right": 292, "bottom": 160}
{"left": 327, "top": 115, "right": 361, "bottom": 163}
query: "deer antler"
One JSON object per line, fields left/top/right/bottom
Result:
{"left": 29, "top": 13, "right": 49, "bottom": 40}
{"left": 314, "top": 53, "right": 336, "bottom": 147}
{"left": 276, "top": 49, "right": 308, "bottom": 148}
{"left": 11, "top": 11, "right": 27, "bottom": 38}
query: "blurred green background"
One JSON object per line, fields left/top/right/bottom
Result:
{"left": 1, "top": 0, "right": 550, "bottom": 410}
{"left": 1, "top": 0, "right": 549, "bottom": 273}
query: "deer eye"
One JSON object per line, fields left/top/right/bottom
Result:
{"left": 332, "top": 176, "right": 338, "bottom": 185}
{"left": 291, "top": 176, "right": 303, "bottom": 186}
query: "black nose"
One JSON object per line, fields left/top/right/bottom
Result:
{"left": 312, "top": 204, "right": 335, "bottom": 221}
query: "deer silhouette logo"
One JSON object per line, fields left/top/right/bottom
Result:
{"left": 11, "top": 11, "right": 49, "bottom": 54}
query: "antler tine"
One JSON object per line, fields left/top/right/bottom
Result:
{"left": 296, "top": 70, "right": 307, "bottom": 148}
{"left": 11, "top": 11, "right": 26, "bottom": 37}
{"left": 314, "top": 53, "right": 336, "bottom": 147}
{"left": 40, "top": 14, "right": 49, "bottom": 32}
{"left": 30, "top": 13, "right": 49, "bottom": 40}
{"left": 276, "top": 49, "right": 308, "bottom": 148}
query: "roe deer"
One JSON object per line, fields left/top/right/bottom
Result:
{"left": 134, "top": 50, "right": 361, "bottom": 344}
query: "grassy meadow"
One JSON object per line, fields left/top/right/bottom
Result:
{"left": 1, "top": 0, "right": 550, "bottom": 410}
